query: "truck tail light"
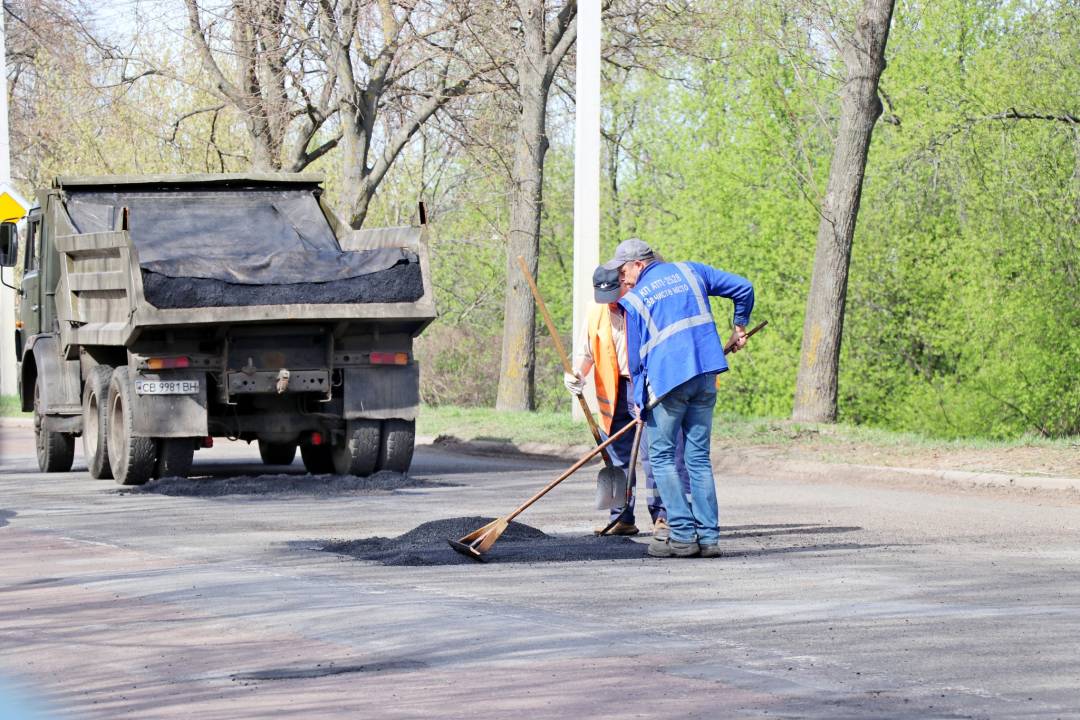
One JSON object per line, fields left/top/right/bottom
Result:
{"left": 309, "top": 432, "right": 324, "bottom": 446}
{"left": 201, "top": 436, "right": 214, "bottom": 448}
{"left": 370, "top": 352, "right": 408, "bottom": 365}
{"left": 147, "top": 356, "right": 190, "bottom": 370}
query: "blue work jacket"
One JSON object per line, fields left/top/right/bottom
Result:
{"left": 619, "top": 261, "right": 754, "bottom": 409}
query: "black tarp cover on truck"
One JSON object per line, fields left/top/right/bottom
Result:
{"left": 62, "top": 186, "right": 424, "bottom": 308}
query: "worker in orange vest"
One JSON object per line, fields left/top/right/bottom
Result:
{"left": 565, "top": 265, "right": 690, "bottom": 537}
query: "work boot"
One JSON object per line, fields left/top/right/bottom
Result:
{"left": 647, "top": 536, "right": 700, "bottom": 558}
{"left": 653, "top": 517, "right": 670, "bottom": 541}
{"left": 595, "top": 521, "right": 639, "bottom": 536}
{"left": 699, "top": 544, "right": 722, "bottom": 558}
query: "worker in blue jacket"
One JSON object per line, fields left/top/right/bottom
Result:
{"left": 606, "top": 238, "right": 754, "bottom": 559}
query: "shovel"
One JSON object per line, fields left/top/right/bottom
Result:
{"left": 598, "top": 418, "right": 644, "bottom": 536}
{"left": 448, "top": 418, "right": 642, "bottom": 561}
{"left": 514, "top": 255, "right": 629, "bottom": 509}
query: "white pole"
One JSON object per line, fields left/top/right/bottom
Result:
{"left": 0, "top": 8, "right": 17, "bottom": 397}
{"left": 571, "top": 0, "right": 601, "bottom": 419}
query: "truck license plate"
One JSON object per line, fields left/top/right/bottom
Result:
{"left": 136, "top": 379, "right": 200, "bottom": 395}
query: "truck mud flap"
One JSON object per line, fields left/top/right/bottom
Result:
{"left": 343, "top": 365, "right": 419, "bottom": 421}
{"left": 27, "top": 335, "right": 82, "bottom": 414}
{"left": 130, "top": 370, "right": 209, "bottom": 438}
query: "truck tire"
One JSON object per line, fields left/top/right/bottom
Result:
{"left": 81, "top": 365, "right": 113, "bottom": 479}
{"left": 331, "top": 420, "right": 380, "bottom": 476}
{"left": 107, "top": 367, "right": 156, "bottom": 486}
{"left": 34, "top": 376, "right": 75, "bottom": 473}
{"left": 259, "top": 440, "right": 297, "bottom": 466}
{"left": 300, "top": 444, "right": 334, "bottom": 474}
{"left": 155, "top": 438, "right": 194, "bottom": 479}
{"left": 377, "top": 419, "right": 415, "bottom": 473}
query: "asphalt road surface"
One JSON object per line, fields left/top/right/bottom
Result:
{"left": 1, "top": 422, "right": 1078, "bottom": 719}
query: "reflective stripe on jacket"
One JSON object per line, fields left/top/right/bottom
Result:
{"left": 588, "top": 303, "right": 621, "bottom": 433}
{"left": 620, "top": 261, "right": 754, "bottom": 409}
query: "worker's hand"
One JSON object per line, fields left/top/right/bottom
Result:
{"left": 563, "top": 371, "right": 584, "bottom": 396}
{"left": 726, "top": 325, "right": 748, "bottom": 353}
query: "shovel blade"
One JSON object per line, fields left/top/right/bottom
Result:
{"left": 595, "top": 465, "right": 629, "bottom": 510}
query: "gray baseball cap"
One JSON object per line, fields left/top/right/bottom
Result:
{"left": 602, "top": 237, "right": 655, "bottom": 270}
{"left": 592, "top": 265, "right": 621, "bottom": 303}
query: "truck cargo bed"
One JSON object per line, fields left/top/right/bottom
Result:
{"left": 141, "top": 260, "right": 424, "bottom": 309}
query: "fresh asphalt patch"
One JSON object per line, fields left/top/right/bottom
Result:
{"left": 120, "top": 471, "right": 454, "bottom": 498}
{"left": 231, "top": 659, "right": 426, "bottom": 682}
{"left": 322, "top": 516, "right": 646, "bottom": 566}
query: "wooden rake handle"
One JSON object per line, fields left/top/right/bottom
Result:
{"left": 505, "top": 417, "right": 641, "bottom": 526}
{"left": 515, "top": 255, "right": 612, "bottom": 465}
{"left": 723, "top": 320, "right": 768, "bottom": 353}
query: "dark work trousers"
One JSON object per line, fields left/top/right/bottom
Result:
{"left": 600, "top": 377, "right": 690, "bottom": 525}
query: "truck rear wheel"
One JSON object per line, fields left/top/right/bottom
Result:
{"left": 332, "top": 420, "right": 380, "bottom": 476}
{"left": 107, "top": 367, "right": 156, "bottom": 486}
{"left": 377, "top": 419, "right": 415, "bottom": 473}
{"left": 300, "top": 444, "right": 334, "bottom": 474}
{"left": 259, "top": 440, "right": 297, "bottom": 466}
{"left": 81, "top": 365, "right": 113, "bottom": 479}
{"left": 156, "top": 438, "right": 194, "bottom": 479}
{"left": 34, "top": 376, "right": 75, "bottom": 473}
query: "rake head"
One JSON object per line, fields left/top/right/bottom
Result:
{"left": 448, "top": 517, "right": 507, "bottom": 562}
{"left": 447, "top": 538, "right": 487, "bottom": 562}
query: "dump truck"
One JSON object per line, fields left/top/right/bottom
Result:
{"left": 0, "top": 174, "right": 436, "bottom": 485}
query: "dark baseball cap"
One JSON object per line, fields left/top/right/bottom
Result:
{"left": 602, "top": 237, "right": 655, "bottom": 270}
{"left": 592, "top": 265, "right": 621, "bottom": 303}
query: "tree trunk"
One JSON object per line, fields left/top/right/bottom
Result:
{"left": 495, "top": 6, "right": 550, "bottom": 411}
{"left": 791, "top": 0, "right": 895, "bottom": 423}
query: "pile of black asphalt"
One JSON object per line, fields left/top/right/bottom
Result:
{"left": 141, "top": 261, "right": 424, "bottom": 309}
{"left": 322, "top": 516, "right": 646, "bottom": 566}
{"left": 124, "top": 471, "right": 440, "bottom": 498}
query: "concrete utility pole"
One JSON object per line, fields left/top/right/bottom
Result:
{"left": 0, "top": 9, "right": 17, "bottom": 397}
{"left": 571, "top": 0, "right": 600, "bottom": 419}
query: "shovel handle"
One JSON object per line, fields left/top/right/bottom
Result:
{"left": 515, "top": 255, "right": 612, "bottom": 465}
{"left": 599, "top": 418, "right": 644, "bottom": 536}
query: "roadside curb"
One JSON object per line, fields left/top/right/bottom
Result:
{"left": 416, "top": 434, "right": 1080, "bottom": 495}
{"left": 752, "top": 459, "right": 1080, "bottom": 495}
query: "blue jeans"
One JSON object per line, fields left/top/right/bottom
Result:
{"left": 611, "top": 426, "right": 690, "bottom": 525}
{"left": 645, "top": 373, "right": 719, "bottom": 545}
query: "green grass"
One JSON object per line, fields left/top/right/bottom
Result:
{"left": 0, "top": 395, "right": 28, "bottom": 417}
{"left": 417, "top": 405, "right": 590, "bottom": 447}
{"left": 418, "top": 405, "right": 1079, "bottom": 452}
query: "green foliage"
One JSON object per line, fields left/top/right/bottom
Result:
{"left": 586, "top": 0, "right": 1079, "bottom": 439}
{"left": 0, "top": 395, "right": 29, "bottom": 417}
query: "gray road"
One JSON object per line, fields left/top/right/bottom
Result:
{"left": 1, "top": 422, "right": 1079, "bottom": 719}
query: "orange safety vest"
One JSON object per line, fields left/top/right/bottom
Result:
{"left": 588, "top": 303, "right": 622, "bottom": 433}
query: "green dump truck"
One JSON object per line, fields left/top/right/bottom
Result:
{"left": 0, "top": 174, "right": 436, "bottom": 484}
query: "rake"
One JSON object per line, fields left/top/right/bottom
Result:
{"left": 448, "top": 418, "right": 642, "bottom": 561}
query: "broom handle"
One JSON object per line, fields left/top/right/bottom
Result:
{"left": 504, "top": 418, "right": 641, "bottom": 525}
{"left": 515, "top": 255, "right": 612, "bottom": 465}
